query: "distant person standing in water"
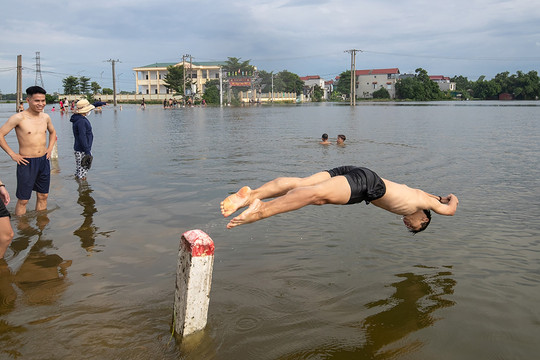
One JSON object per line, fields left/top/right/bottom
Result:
{"left": 337, "top": 134, "right": 346, "bottom": 146}
{"left": 70, "top": 99, "right": 95, "bottom": 180}
{"left": 0, "top": 86, "right": 57, "bottom": 216}
{"left": 319, "top": 133, "right": 331, "bottom": 145}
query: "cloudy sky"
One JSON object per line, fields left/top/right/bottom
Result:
{"left": 1, "top": 0, "right": 539, "bottom": 94}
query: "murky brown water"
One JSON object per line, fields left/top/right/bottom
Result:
{"left": 0, "top": 101, "right": 539, "bottom": 359}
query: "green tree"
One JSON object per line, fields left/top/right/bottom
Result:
{"left": 335, "top": 70, "right": 352, "bottom": 96}
{"left": 312, "top": 85, "right": 324, "bottom": 102}
{"left": 329, "top": 90, "right": 344, "bottom": 101}
{"left": 91, "top": 81, "right": 101, "bottom": 94}
{"left": 451, "top": 75, "right": 471, "bottom": 92}
{"left": 203, "top": 80, "right": 220, "bottom": 104}
{"left": 102, "top": 88, "right": 113, "bottom": 95}
{"left": 79, "top": 76, "right": 91, "bottom": 94}
{"left": 471, "top": 76, "right": 501, "bottom": 99}
{"left": 511, "top": 70, "right": 539, "bottom": 100}
{"left": 257, "top": 70, "right": 274, "bottom": 93}
{"left": 395, "top": 68, "right": 441, "bottom": 100}
{"left": 372, "top": 87, "right": 390, "bottom": 99}
{"left": 223, "top": 57, "right": 254, "bottom": 76}
{"left": 277, "top": 70, "right": 304, "bottom": 95}
{"left": 63, "top": 76, "right": 79, "bottom": 94}
{"left": 164, "top": 65, "right": 188, "bottom": 94}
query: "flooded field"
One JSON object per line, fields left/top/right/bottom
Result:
{"left": 0, "top": 101, "right": 539, "bottom": 359}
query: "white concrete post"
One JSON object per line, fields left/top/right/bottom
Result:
{"left": 173, "top": 229, "right": 215, "bottom": 337}
{"left": 51, "top": 136, "right": 58, "bottom": 159}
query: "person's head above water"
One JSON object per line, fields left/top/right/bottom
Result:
{"left": 321, "top": 133, "right": 328, "bottom": 141}
{"left": 402, "top": 209, "right": 431, "bottom": 233}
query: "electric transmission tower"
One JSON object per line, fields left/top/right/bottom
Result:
{"left": 34, "top": 51, "right": 44, "bottom": 88}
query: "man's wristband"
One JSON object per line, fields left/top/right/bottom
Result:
{"left": 438, "top": 196, "right": 442, "bottom": 202}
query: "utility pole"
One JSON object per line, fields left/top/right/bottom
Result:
{"left": 34, "top": 51, "right": 44, "bottom": 88}
{"left": 219, "top": 66, "right": 223, "bottom": 106}
{"left": 271, "top": 72, "right": 274, "bottom": 102}
{"left": 189, "top": 55, "right": 193, "bottom": 101}
{"left": 182, "top": 54, "right": 191, "bottom": 103}
{"left": 16, "top": 55, "right": 22, "bottom": 113}
{"left": 106, "top": 59, "right": 121, "bottom": 106}
{"left": 345, "top": 49, "right": 361, "bottom": 106}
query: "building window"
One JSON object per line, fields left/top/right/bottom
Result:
{"left": 155, "top": 89, "right": 158, "bottom": 94}
{"left": 145, "top": 75, "right": 149, "bottom": 80}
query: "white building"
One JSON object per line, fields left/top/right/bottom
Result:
{"left": 133, "top": 61, "right": 225, "bottom": 96}
{"left": 355, "top": 68, "right": 400, "bottom": 99}
{"left": 300, "top": 75, "right": 328, "bottom": 100}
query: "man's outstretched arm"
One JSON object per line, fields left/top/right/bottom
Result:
{"left": 429, "top": 193, "right": 459, "bottom": 216}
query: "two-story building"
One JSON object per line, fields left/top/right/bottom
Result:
{"left": 355, "top": 68, "right": 401, "bottom": 99}
{"left": 300, "top": 75, "right": 328, "bottom": 100}
{"left": 132, "top": 61, "right": 225, "bottom": 96}
{"left": 429, "top": 75, "right": 457, "bottom": 92}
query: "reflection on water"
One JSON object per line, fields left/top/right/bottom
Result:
{"left": 74, "top": 180, "right": 99, "bottom": 252}
{"left": 281, "top": 266, "right": 456, "bottom": 359}
{"left": 1, "top": 212, "right": 71, "bottom": 358}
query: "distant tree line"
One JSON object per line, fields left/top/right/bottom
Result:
{"left": 452, "top": 70, "right": 540, "bottom": 100}
{"left": 332, "top": 68, "right": 540, "bottom": 101}
{"left": 7, "top": 62, "right": 533, "bottom": 104}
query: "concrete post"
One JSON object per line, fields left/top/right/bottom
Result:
{"left": 173, "top": 229, "right": 215, "bottom": 337}
{"left": 51, "top": 136, "right": 58, "bottom": 159}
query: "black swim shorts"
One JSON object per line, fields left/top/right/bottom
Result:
{"left": 0, "top": 201, "right": 10, "bottom": 218}
{"left": 16, "top": 154, "right": 50, "bottom": 200}
{"left": 326, "top": 166, "right": 386, "bottom": 205}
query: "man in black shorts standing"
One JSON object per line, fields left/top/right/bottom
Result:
{"left": 221, "top": 166, "right": 459, "bottom": 232}
{"left": 0, "top": 86, "right": 56, "bottom": 216}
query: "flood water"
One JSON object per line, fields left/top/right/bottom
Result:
{"left": 0, "top": 101, "right": 539, "bottom": 359}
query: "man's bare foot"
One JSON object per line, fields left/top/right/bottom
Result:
{"left": 220, "top": 186, "right": 252, "bottom": 217}
{"left": 226, "top": 199, "right": 263, "bottom": 229}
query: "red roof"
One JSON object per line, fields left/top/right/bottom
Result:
{"left": 355, "top": 68, "right": 400, "bottom": 76}
{"left": 300, "top": 75, "right": 321, "bottom": 81}
{"left": 429, "top": 75, "right": 451, "bottom": 81}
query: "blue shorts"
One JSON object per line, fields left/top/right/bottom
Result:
{"left": 16, "top": 155, "right": 50, "bottom": 200}
{"left": 327, "top": 166, "right": 386, "bottom": 205}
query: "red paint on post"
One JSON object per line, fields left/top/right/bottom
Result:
{"left": 182, "top": 229, "right": 215, "bottom": 257}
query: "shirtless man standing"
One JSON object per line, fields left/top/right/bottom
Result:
{"left": 221, "top": 166, "right": 458, "bottom": 232}
{"left": 0, "top": 86, "right": 57, "bottom": 216}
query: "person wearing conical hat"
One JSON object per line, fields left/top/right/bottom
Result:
{"left": 70, "top": 99, "right": 95, "bottom": 181}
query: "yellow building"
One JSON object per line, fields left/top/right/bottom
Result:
{"left": 133, "top": 61, "right": 225, "bottom": 96}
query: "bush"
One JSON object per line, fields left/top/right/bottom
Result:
{"left": 372, "top": 87, "right": 390, "bottom": 99}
